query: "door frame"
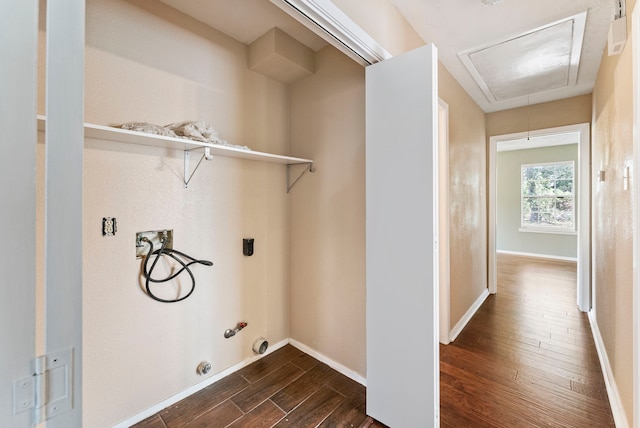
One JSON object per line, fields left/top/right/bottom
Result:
{"left": 632, "top": 5, "right": 640, "bottom": 426}
{"left": 488, "top": 123, "right": 591, "bottom": 311}
{"left": 438, "top": 98, "right": 451, "bottom": 344}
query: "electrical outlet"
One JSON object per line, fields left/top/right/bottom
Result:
{"left": 102, "top": 217, "right": 117, "bottom": 236}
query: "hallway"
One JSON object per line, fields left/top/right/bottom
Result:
{"left": 440, "top": 253, "right": 615, "bottom": 427}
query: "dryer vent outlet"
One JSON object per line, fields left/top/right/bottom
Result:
{"left": 252, "top": 337, "right": 268, "bottom": 355}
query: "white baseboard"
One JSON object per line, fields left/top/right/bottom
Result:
{"left": 496, "top": 249, "right": 577, "bottom": 262}
{"left": 449, "top": 288, "right": 489, "bottom": 342}
{"left": 288, "top": 339, "right": 367, "bottom": 386}
{"left": 113, "top": 339, "right": 290, "bottom": 428}
{"left": 588, "top": 311, "right": 630, "bottom": 428}
{"left": 113, "top": 338, "right": 367, "bottom": 427}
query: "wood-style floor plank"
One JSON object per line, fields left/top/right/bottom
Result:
{"left": 318, "top": 390, "right": 367, "bottom": 428}
{"left": 130, "top": 345, "right": 373, "bottom": 428}
{"left": 272, "top": 386, "right": 344, "bottom": 427}
{"left": 236, "top": 345, "right": 303, "bottom": 384}
{"left": 132, "top": 254, "right": 614, "bottom": 428}
{"left": 270, "top": 362, "right": 336, "bottom": 412}
{"left": 132, "top": 414, "right": 166, "bottom": 428}
{"left": 226, "top": 400, "right": 285, "bottom": 428}
{"left": 440, "top": 253, "right": 615, "bottom": 427}
{"left": 182, "top": 401, "right": 243, "bottom": 428}
{"left": 158, "top": 374, "right": 248, "bottom": 427}
{"left": 231, "top": 363, "right": 304, "bottom": 413}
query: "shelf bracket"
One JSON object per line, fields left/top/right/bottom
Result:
{"left": 287, "top": 162, "right": 315, "bottom": 193}
{"left": 184, "top": 147, "right": 213, "bottom": 188}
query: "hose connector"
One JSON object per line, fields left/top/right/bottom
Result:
{"left": 224, "top": 321, "right": 248, "bottom": 338}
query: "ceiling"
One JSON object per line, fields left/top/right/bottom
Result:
{"left": 390, "top": 0, "right": 616, "bottom": 112}
{"left": 154, "top": 0, "right": 617, "bottom": 113}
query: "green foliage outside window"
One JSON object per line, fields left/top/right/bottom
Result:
{"left": 521, "top": 161, "right": 574, "bottom": 230}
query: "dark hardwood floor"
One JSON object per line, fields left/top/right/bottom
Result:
{"left": 440, "top": 253, "right": 615, "bottom": 427}
{"left": 132, "top": 345, "right": 380, "bottom": 428}
{"left": 133, "top": 253, "right": 614, "bottom": 427}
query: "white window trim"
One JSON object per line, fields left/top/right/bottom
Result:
{"left": 518, "top": 226, "right": 577, "bottom": 235}
{"left": 520, "top": 160, "right": 576, "bottom": 233}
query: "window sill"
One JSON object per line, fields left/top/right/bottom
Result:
{"left": 519, "top": 227, "right": 577, "bottom": 236}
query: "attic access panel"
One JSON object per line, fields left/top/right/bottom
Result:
{"left": 459, "top": 12, "right": 586, "bottom": 103}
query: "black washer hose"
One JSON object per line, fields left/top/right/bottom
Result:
{"left": 141, "top": 238, "right": 213, "bottom": 303}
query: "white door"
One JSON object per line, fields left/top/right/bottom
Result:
{"left": 366, "top": 43, "right": 440, "bottom": 427}
{"left": 1, "top": 1, "right": 39, "bottom": 426}
{"left": 1, "top": 1, "right": 84, "bottom": 426}
{"left": 44, "top": 0, "right": 85, "bottom": 426}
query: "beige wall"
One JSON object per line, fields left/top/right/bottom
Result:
{"left": 439, "top": 64, "right": 488, "bottom": 327}
{"left": 288, "top": 0, "right": 489, "bottom": 375}
{"left": 486, "top": 94, "right": 592, "bottom": 137}
{"left": 40, "top": 0, "right": 292, "bottom": 425}
{"left": 592, "top": 0, "right": 637, "bottom": 422}
{"left": 38, "top": 0, "right": 492, "bottom": 423}
{"left": 289, "top": 46, "right": 367, "bottom": 375}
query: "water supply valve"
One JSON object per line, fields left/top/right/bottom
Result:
{"left": 224, "top": 321, "right": 247, "bottom": 338}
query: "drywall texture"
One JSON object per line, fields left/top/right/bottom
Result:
{"left": 497, "top": 144, "right": 578, "bottom": 259}
{"left": 40, "top": 0, "right": 291, "bottom": 425}
{"left": 438, "top": 64, "right": 488, "bottom": 329}
{"left": 289, "top": 46, "right": 367, "bottom": 377}
{"left": 591, "top": 0, "right": 636, "bottom": 421}
{"left": 486, "top": 94, "right": 592, "bottom": 137}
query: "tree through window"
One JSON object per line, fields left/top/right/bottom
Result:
{"left": 521, "top": 161, "right": 575, "bottom": 232}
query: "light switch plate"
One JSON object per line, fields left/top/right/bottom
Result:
{"left": 624, "top": 166, "right": 630, "bottom": 190}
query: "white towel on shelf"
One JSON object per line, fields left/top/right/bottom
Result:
{"left": 118, "top": 120, "right": 250, "bottom": 151}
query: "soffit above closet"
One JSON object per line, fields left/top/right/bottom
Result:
{"left": 154, "top": 0, "right": 328, "bottom": 51}
{"left": 390, "top": 0, "right": 615, "bottom": 112}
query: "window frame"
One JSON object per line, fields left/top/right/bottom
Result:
{"left": 519, "top": 160, "right": 576, "bottom": 235}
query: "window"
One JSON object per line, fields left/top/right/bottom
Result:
{"left": 521, "top": 161, "right": 575, "bottom": 233}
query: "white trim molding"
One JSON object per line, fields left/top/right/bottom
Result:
{"left": 517, "top": 227, "right": 578, "bottom": 235}
{"left": 632, "top": 4, "right": 640, "bottom": 427}
{"left": 288, "top": 339, "right": 367, "bottom": 386}
{"left": 113, "top": 338, "right": 368, "bottom": 427}
{"left": 113, "top": 339, "right": 290, "bottom": 427}
{"left": 497, "top": 250, "right": 578, "bottom": 263}
{"left": 588, "top": 312, "right": 630, "bottom": 427}
{"left": 489, "top": 123, "right": 591, "bottom": 312}
{"left": 449, "top": 288, "right": 490, "bottom": 342}
{"left": 438, "top": 98, "right": 451, "bottom": 345}
{"left": 269, "top": 0, "right": 392, "bottom": 66}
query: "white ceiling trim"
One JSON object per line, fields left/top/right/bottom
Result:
{"left": 269, "top": 0, "right": 392, "bottom": 66}
{"left": 459, "top": 11, "right": 587, "bottom": 105}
